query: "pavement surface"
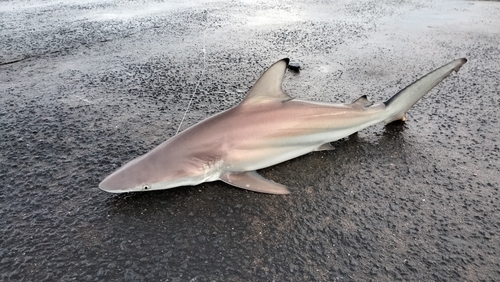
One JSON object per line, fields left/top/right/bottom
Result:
{"left": 1, "top": 0, "right": 499, "bottom": 281}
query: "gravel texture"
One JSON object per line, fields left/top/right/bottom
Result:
{"left": 1, "top": 0, "right": 499, "bottom": 281}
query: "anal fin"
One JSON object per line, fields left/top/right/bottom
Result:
{"left": 316, "top": 143, "right": 334, "bottom": 151}
{"left": 219, "top": 171, "right": 290, "bottom": 194}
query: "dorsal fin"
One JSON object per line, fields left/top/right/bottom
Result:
{"left": 352, "top": 95, "right": 373, "bottom": 107}
{"left": 240, "top": 58, "right": 293, "bottom": 105}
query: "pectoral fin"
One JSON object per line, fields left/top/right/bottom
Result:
{"left": 219, "top": 171, "right": 290, "bottom": 194}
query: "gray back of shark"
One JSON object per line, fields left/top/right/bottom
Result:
{"left": 99, "top": 57, "right": 467, "bottom": 194}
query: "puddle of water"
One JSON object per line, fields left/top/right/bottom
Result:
{"left": 0, "top": 0, "right": 195, "bottom": 21}
{"left": 89, "top": 2, "right": 194, "bottom": 21}
{"left": 246, "top": 9, "right": 299, "bottom": 26}
{"left": 0, "top": 0, "right": 103, "bottom": 12}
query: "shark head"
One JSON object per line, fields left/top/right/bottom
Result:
{"left": 99, "top": 148, "right": 216, "bottom": 193}
{"left": 99, "top": 155, "right": 155, "bottom": 193}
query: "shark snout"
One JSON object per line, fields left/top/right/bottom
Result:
{"left": 99, "top": 173, "right": 130, "bottom": 193}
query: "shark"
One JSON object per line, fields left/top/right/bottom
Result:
{"left": 99, "top": 57, "right": 467, "bottom": 194}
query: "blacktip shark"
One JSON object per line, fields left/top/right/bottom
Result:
{"left": 100, "top": 57, "right": 467, "bottom": 194}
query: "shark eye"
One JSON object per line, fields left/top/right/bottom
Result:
{"left": 143, "top": 184, "right": 150, "bottom": 190}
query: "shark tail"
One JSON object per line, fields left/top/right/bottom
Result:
{"left": 383, "top": 58, "right": 467, "bottom": 123}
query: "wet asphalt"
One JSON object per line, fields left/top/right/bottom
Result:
{"left": 1, "top": 0, "right": 499, "bottom": 281}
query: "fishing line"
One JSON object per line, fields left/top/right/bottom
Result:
{"left": 175, "top": 14, "right": 208, "bottom": 136}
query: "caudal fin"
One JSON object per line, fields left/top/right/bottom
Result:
{"left": 383, "top": 58, "right": 467, "bottom": 123}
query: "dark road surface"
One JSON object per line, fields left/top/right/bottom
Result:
{"left": 1, "top": 0, "right": 499, "bottom": 281}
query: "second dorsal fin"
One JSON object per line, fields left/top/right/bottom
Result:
{"left": 352, "top": 95, "right": 373, "bottom": 107}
